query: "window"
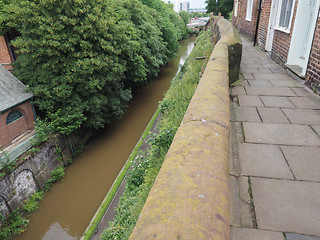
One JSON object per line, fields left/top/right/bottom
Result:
{"left": 6, "top": 110, "right": 23, "bottom": 125}
{"left": 246, "top": 0, "right": 253, "bottom": 21}
{"left": 234, "top": 0, "right": 239, "bottom": 17}
{"left": 275, "top": 0, "right": 295, "bottom": 32}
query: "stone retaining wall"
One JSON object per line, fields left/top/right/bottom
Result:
{"left": 0, "top": 128, "right": 92, "bottom": 218}
{"left": 129, "top": 17, "right": 241, "bottom": 240}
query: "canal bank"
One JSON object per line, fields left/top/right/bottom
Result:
{"left": 12, "top": 37, "right": 196, "bottom": 240}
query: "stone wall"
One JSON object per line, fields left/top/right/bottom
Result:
{"left": 0, "top": 134, "right": 71, "bottom": 217}
{"left": 129, "top": 17, "right": 241, "bottom": 240}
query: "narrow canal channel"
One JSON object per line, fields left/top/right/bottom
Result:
{"left": 13, "top": 37, "right": 196, "bottom": 240}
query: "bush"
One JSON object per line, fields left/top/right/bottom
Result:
{"left": 0, "top": 210, "right": 29, "bottom": 240}
{"left": 23, "top": 191, "right": 44, "bottom": 212}
{"left": 101, "top": 27, "right": 214, "bottom": 240}
{"left": 43, "top": 166, "right": 65, "bottom": 192}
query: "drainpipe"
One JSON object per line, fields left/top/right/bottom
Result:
{"left": 253, "top": 0, "right": 262, "bottom": 46}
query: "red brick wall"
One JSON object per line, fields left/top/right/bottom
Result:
{"left": 0, "top": 101, "right": 36, "bottom": 148}
{"left": 257, "top": 0, "right": 272, "bottom": 49}
{"left": 269, "top": 0, "right": 298, "bottom": 67}
{"left": 232, "top": 0, "right": 259, "bottom": 41}
{"left": 305, "top": 17, "right": 320, "bottom": 94}
{"left": 0, "top": 35, "right": 13, "bottom": 71}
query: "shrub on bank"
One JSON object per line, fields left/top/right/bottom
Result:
{"left": 101, "top": 28, "right": 214, "bottom": 240}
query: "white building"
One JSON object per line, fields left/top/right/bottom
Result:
{"left": 161, "top": 0, "right": 190, "bottom": 13}
{"left": 179, "top": 1, "right": 190, "bottom": 12}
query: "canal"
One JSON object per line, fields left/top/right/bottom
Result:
{"left": 13, "top": 37, "right": 195, "bottom": 240}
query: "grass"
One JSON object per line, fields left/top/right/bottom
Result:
{"left": 100, "top": 28, "right": 215, "bottom": 240}
{"left": 82, "top": 108, "right": 161, "bottom": 240}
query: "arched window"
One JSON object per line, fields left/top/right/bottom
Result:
{"left": 6, "top": 110, "right": 23, "bottom": 125}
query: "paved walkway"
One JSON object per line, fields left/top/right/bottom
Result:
{"left": 229, "top": 37, "right": 320, "bottom": 240}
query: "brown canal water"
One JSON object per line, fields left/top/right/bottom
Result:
{"left": 13, "top": 37, "right": 196, "bottom": 240}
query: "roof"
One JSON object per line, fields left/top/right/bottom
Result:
{"left": 0, "top": 65, "right": 33, "bottom": 113}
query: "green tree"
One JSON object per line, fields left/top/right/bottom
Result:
{"left": 206, "top": 0, "right": 234, "bottom": 17}
{"left": 0, "top": 0, "right": 186, "bottom": 134}
{"left": 179, "top": 10, "right": 190, "bottom": 25}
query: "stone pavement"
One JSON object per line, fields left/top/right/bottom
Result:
{"left": 229, "top": 37, "right": 320, "bottom": 240}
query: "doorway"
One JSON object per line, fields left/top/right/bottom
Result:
{"left": 287, "top": 0, "right": 320, "bottom": 77}
{"left": 265, "top": 0, "right": 278, "bottom": 51}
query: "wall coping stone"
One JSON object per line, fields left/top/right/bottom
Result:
{"left": 129, "top": 17, "right": 242, "bottom": 240}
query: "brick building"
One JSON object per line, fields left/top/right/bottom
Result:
{"left": 232, "top": 0, "right": 320, "bottom": 94}
{"left": 0, "top": 34, "right": 14, "bottom": 71}
{"left": 0, "top": 64, "right": 35, "bottom": 149}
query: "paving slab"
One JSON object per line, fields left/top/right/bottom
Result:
{"left": 282, "top": 108, "right": 320, "bottom": 125}
{"left": 245, "top": 86, "right": 296, "bottom": 96}
{"left": 286, "top": 233, "right": 320, "bottom": 240}
{"left": 238, "top": 95, "right": 264, "bottom": 107}
{"left": 291, "top": 88, "right": 313, "bottom": 96}
{"left": 239, "top": 143, "right": 293, "bottom": 179}
{"left": 231, "top": 227, "right": 284, "bottom": 240}
{"left": 269, "top": 67, "right": 284, "bottom": 73}
{"left": 281, "top": 146, "right": 320, "bottom": 181}
{"left": 251, "top": 178, "right": 320, "bottom": 236}
{"left": 242, "top": 73, "right": 255, "bottom": 80}
{"left": 230, "top": 175, "right": 241, "bottom": 227}
{"left": 243, "top": 122, "right": 320, "bottom": 146}
{"left": 242, "top": 68, "right": 260, "bottom": 74}
{"left": 248, "top": 80, "right": 272, "bottom": 87}
{"left": 269, "top": 80, "right": 303, "bottom": 88}
{"left": 233, "top": 105, "right": 261, "bottom": 122}
{"left": 260, "top": 96, "right": 296, "bottom": 108}
{"left": 312, "top": 125, "right": 320, "bottom": 135}
{"left": 257, "top": 107, "right": 289, "bottom": 123}
{"left": 253, "top": 73, "right": 293, "bottom": 81}
{"left": 231, "top": 86, "right": 246, "bottom": 95}
{"left": 289, "top": 97, "right": 320, "bottom": 109}
{"left": 258, "top": 68, "right": 272, "bottom": 74}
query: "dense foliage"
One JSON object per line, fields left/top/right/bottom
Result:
{"left": 206, "top": 0, "right": 234, "bottom": 17}
{"left": 101, "top": 28, "right": 214, "bottom": 240}
{"left": 0, "top": 0, "right": 186, "bottom": 134}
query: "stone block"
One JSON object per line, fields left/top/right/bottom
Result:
{"left": 238, "top": 95, "right": 264, "bottom": 107}
{"left": 243, "top": 122, "right": 320, "bottom": 146}
{"left": 312, "top": 125, "right": 320, "bottom": 135}
{"left": 291, "top": 88, "right": 312, "bottom": 97}
{"left": 233, "top": 106, "right": 261, "bottom": 123}
{"left": 248, "top": 80, "right": 272, "bottom": 87}
{"left": 239, "top": 143, "right": 293, "bottom": 179}
{"left": 253, "top": 73, "right": 293, "bottom": 81}
{"left": 282, "top": 108, "right": 320, "bottom": 125}
{"left": 286, "top": 233, "right": 320, "bottom": 240}
{"left": 269, "top": 80, "right": 303, "bottom": 88}
{"left": 245, "top": 87, "right": 296, "bottom": 96}
{"left": 289, "top": 97, "right": 320, "bottom": 109}
{"left": 232, "top": 86, "right": 246, "bottom": 95}
{"left": 243, "top": 74, "right": 255, "bottom": 80}
{"left": 231, "top": 227, "right": 283, "bottom": 240}
{"left": 257, "top": 107, "right": 290, "bottom": 123}
{"left": 281, "top": 146, "right": 320, "bottom": 181}
{"left": 260, "top": 96, "right": 296, "bottom": 108}
{"left": 251, "top": 177, "right": 320, "bottom": 236}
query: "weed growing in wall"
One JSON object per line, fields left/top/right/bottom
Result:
{"left": 101, "top": 29, "right": 214, "bottom": 240}
{"left": 0, "top": 210, "right": 29, "bottom": 240}
{"left": 0, "top": 166, "right": 65, "bottom": 239}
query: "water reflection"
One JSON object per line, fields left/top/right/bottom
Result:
{"left": 42, "top": 223, "right": 78, "bottom": 240}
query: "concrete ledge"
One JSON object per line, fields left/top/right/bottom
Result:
{"left": 129, "top": 17, "right": 241, "bottom": 240}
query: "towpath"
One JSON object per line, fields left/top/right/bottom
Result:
{"left": 229, "top": 36, "right": 320, "bottom": 240}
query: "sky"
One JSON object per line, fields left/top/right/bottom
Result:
{"left": 188, "top": 0, "right": 207, "bottom": 9}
